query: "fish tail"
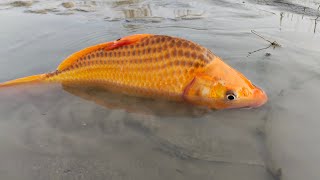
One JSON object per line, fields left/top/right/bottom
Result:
{"left": 0, "top": 74, "right": 47, "bottom": 87}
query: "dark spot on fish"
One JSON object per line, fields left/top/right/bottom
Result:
{"left": 178, "top": 49, "right": 183, "bottom": 56}
{"left": 160, "top": 55, "right": 165, "bottom": 61}
{"left": 132, "top": 51, "right": 136, "bottom": 56}
{"left": 194, "top": 62, "right": 200, "bottom": 68}
{"left": 191, "top": 52, "right": 197, "bottom": 59}
{"left": 165, "top": 53, "right": 170, "bottom": 59}
{"left": 190, "top": 44, "right": 196, "bottom": 50}
{"left": 145, "top": 39, "right": 149, "bottom": 46}
{"left": 199, "top": 54, "right": 205, "bottom": 63}
{"left": 174, "top": 60, "right": 180, "bottom": 66}
{"left": 156, "top": 37, "right": 160, "bottom": 43}
{"left": 182, "top": 42, "right": 189, "bottom": 48}
{"left": 176, "top": 41, "right": 182, "bottom": 47}
{"left": 169, "top": 40, "right": 175, "bottom": 48}
{"left": 172, "top": 49, "right": 177, "bottom": 57}
{"left": 184, "top": 51, "right": 190, "bottom": 58}
{"left": 157, "top": 46, "right": 162, "bottom": 53}
{"left": 147, "top": 48, "right": 151, "bottom": 53}
{"left": 166, "top": 36, "right": 173, "bottom": 41}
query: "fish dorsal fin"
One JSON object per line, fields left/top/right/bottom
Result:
{"left": 57, "top": 34, "right": 153, "bottom": 71}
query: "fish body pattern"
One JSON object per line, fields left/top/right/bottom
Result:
{"left": 0, "top": 34, "right": 267, "bottom": 109}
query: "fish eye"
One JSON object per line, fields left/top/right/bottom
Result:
{"left": 226, "top": 91, "right": 237, "bottom": 101}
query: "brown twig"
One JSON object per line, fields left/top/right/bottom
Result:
{"left": 248, "top": 30, "right": 281, "bottom": 56}
{"left": 251, "top": 30, "right": 281, "bottom": 47}
{"left": 247, "top": 44, "right": 272, "bottom": 57}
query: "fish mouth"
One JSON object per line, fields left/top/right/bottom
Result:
{"left": 250, "top": 87, "right": 268, "bottom": 108}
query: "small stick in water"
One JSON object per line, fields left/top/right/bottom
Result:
{"left": 251, "top": 30, "right": 281, "bottom": 47}
{"left": 248, "top": 30, "right": 281, "bottom": 56}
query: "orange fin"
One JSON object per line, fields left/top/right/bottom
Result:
{"left": 57, "top": 34, "right": 153, "bottom": 71}
{"left": 0, "top": 74, "right": 47, "bottom": 87}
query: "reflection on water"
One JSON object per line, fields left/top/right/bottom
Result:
{"left": 62, "top": 84, "right": 207, "bottom": 117}
{"left": 279, "top": 11, "right": 320, "bottom": 33}
{"left": 0, "top": 0, "right": 208, "bottom": 22}
{"left": 0, "top": 0, "right": 320, "bottom": 180}
{"left": 122, "top": 4, "right": 152, "bottom": 18}
{"left": 247, "top": 0, "right": 320, "bottom": 16}
{"left": 313, "top": 16, "right": 319, "bottom": 33}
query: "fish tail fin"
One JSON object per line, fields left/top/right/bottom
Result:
{"left": 0, "top": 74, "right": 47, "bottom": 88}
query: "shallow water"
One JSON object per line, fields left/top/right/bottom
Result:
{"left": 0, "top": 0, "right": 320, "bottom": 180}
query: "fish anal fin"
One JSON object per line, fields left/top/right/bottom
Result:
{"left": 57, "top": 34, "right": 153, "bottom": 71}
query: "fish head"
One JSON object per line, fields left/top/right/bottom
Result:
{"left": 184, "top": 57, "right": 267, "bottom": 109}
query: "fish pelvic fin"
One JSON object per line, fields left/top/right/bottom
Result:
{"left": 57, "top": 34, "right": 153, "bottom": 71}
{"left": 0, "top": 74, "right": 47, "bottom": 88}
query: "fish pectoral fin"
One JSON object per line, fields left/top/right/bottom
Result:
{"left": 57, "top": 34, "right": 153, "bottom": 71}
{"left": 0, "top": 74, "right": 47, "bottom": 87}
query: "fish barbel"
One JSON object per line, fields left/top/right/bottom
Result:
{"left": 0, "top": 34, "right": 267, "bottom": 109}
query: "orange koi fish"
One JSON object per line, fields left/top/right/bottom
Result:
{"left": 0, "top": 34, "right": 267, "bottom": 109}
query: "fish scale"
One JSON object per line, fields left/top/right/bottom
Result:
{"left": 46, "top": 35, "right": 213, "bottom": 100}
